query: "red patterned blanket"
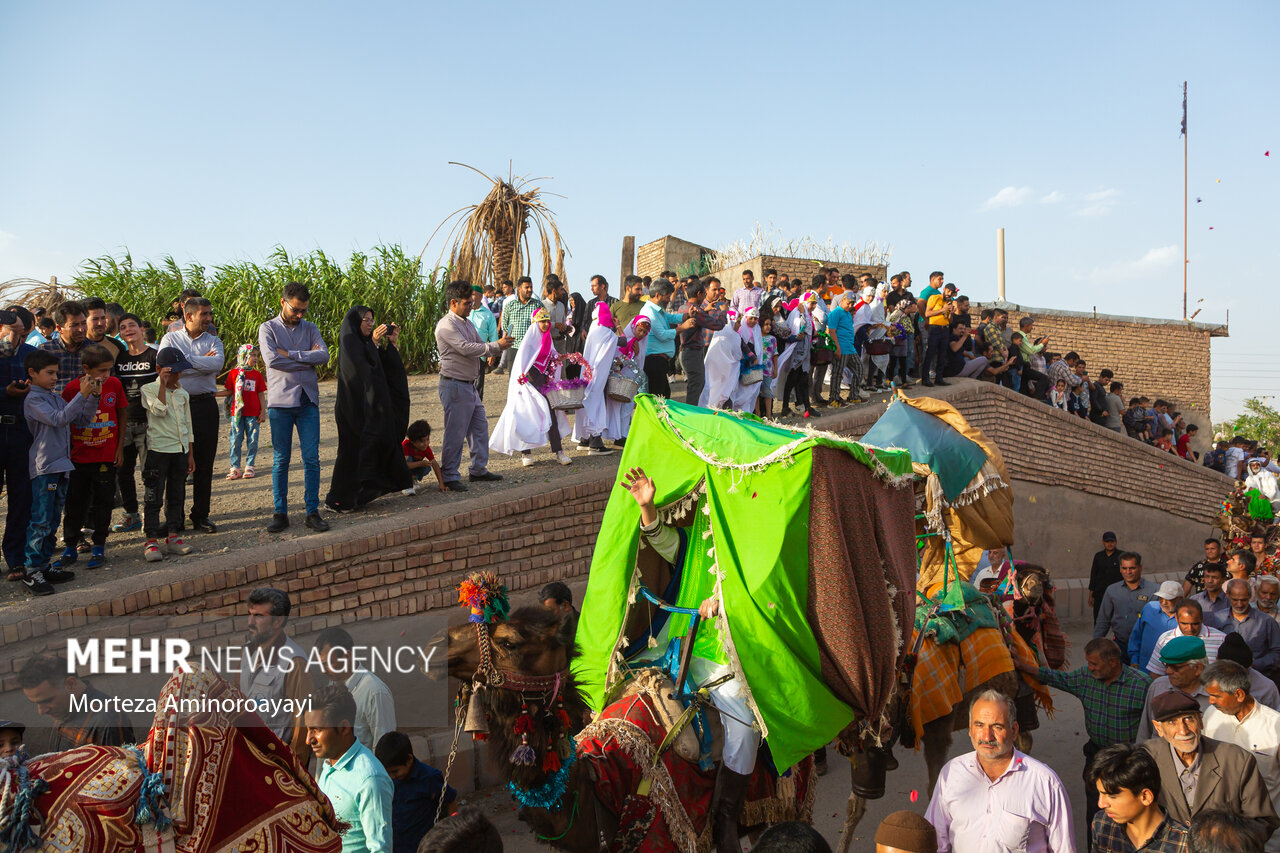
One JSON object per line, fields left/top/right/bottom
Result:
{"left": 576, "top": 690, "right": 815, "bottom": 853}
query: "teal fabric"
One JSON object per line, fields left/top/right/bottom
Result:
{"left": 862, "top": 399, "right": 987, "bottom": 502}
{"left": 915, "top": 583, "right": 998, "bottom": 645}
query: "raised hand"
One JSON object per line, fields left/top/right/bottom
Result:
{"left": 621, "top": 467, "right": 655, "bottom": 508}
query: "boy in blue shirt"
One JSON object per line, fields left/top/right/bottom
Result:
{"left": 21, "top": 349, "right": 99, "bottom": 595}
{"left": 375, "top": 731, "right": 456, "bottom": 853}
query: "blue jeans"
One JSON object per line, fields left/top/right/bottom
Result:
{"left": 228, "top": 415, "right": 260, "bottom": 469}
{"left": 26, "top": 472, "right": 68, "bottom": 569}
{"left": 268, "top": 403, "right": 320, "bottom": 515}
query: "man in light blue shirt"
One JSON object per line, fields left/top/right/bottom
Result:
{"left": 640, "top": 279, "right": 689, "bottom": 399}
{"left": 307, "top": 682, "right": 394, "bottom": 853}
{"left": 467, "top": 285, "right": 498, "bottom": 399}
{"left": 158, "top": 296, "right": 224, "bottom": 533}
{"left": 824, "top": 293, "right": 862, "bottom": 406}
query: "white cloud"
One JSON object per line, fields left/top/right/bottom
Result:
{"left": 1039, "top": 191, "right": 1065, "bottom": 204}
{"left": 980, "top": 186, "right": 1034, "bottom": 211}
{"left": 1075, "top": 188, "right": 1121, "bottom": 217}
{"left": 1080, "top": 245, "right": 1179, "bottom": 282}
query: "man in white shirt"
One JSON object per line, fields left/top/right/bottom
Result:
{"left": 925, "top": 690, "right": 1076, "bottom": 853}
{"left": 314, "top": 627, "right": 396, "bottom": 751}
{"left": 1202, "top": 660, "right": 1280, "bottom": 851}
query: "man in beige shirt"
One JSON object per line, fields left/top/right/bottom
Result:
{"left": 434, "top": 280, "right": 512, "bottom": 492}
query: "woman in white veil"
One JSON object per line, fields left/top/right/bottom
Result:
{"left": 863, "top": 282, "right": 892, "bottom": 391}
{"left": 730, "top": 306, "right": 764, "bottom": 412}
{"left": 491, "top": 307, "right": 573, "bottom": 466}
{"left": 699, "top": 309, "right": 741, "bottom": 410}
{"left": 570, "top": 302, "right": 618, "bottom": 455}
{"left": 604, "top": 315, "right": 651, "bottom": 444}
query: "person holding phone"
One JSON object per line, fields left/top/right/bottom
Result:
{"left": 0, "top": 306, "right": 38, "bottom": 583}
{"left": 20, "top": 348, "right": 100, "bottom": 595}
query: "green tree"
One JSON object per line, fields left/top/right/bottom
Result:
{"left": 1218, "top": 397, "right": 1280, "bottom": 455}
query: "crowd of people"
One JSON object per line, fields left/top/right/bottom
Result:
{"left": 4, "top": 581, "right": 516, "bottom": 853}
{"left": 0, "top": 283, "right": 478, "bottom": 597}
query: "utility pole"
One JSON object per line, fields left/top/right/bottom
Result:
{"left": 1182, "top": 81, "right": 1188, "bottom": 320}
{"left": 620, "top": 237, "right": 635, "bottom": 288}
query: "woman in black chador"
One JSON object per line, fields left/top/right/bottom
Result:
{"left": 324, "top": 305, "right": 412, "bottom": 511}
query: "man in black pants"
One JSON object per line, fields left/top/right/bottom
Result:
{"left": 158, "top": 297, "right": 224, "bottom": 533}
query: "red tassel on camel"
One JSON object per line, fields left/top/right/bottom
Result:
{"left": 542, "top": 748, "right": 561, "bottom": 773}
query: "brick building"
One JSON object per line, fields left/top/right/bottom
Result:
{"left": 636, "top": 235, "right": 714, "bottom": 280}
{"left": 633, "top": 235, "right": 886, "bottom": 294}
{"left": 975, "top": 301, "right": 1227, "bottom": 435}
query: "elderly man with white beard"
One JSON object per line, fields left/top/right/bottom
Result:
{"left": 1141, "top": 687, "right": 1278, "bottom": 843}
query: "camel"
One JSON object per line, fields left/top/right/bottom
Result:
{"left": 444, "top": 605, "right": 814, "bottom": 853}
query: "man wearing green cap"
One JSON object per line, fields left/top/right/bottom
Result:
{"left": 1137, "top": 636, "right": 1212, "bottom": 743}
{"left": 468, "top": 285, "right": 498, "bottom": 400}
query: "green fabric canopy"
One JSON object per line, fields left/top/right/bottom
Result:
{"left": 572, "top": 395, "right": 912, "bottom": 771}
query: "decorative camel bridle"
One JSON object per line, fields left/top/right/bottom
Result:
{"left": 442, "top": 573, "right": 579, "bottom": 823}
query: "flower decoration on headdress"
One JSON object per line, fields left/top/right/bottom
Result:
{"left": 458, "top": 571, "right": 510, "bottom": 624}
{"left": 532, "top": 307, "right": 550, "bottom": 323}
{"left": 802, "top": 290, "right": 819, "bottom": 303}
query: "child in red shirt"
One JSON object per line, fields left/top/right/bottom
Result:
{"left": 57, "top": 343, "right": 126, "bottom": 569}
{"left": 220, "top": 344, "right": 267, "bottom": 480}
{"left": 402, "top": 419, "right": 446, "bottom": 495}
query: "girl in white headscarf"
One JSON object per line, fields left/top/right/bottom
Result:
{"left": 570, "top": 302, "right": 618, "bottom": 455}
{"left": 1246, "top": 458, "right": 1280, "bottom": 513}
{"left": 491, "top": 308, "right": 573, "bottom": 466}
{"left": 863, "top": 282, "right": 892, "bottom": 390}
{"left": 731, "top": 307, "right": 764, "bottom": 412}
{"left": 605, "top": 315, "right": 651, "bottom": 443}
{"left": 700, "top": 309, "right": 741, "bottom": 410}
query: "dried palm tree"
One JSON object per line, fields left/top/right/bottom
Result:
{"left": 424, "top": 163, "right": 567, "bottom": 287}
{"left": 0, "top": 277, "right": 80, "bottom": 312}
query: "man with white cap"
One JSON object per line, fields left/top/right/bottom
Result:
{"left": 1129, "top": 582, "right": 1183, "bottom": 676}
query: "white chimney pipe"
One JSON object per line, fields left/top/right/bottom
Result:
{"left": 996, "top": 228, "right": 1006, "bottom": 302}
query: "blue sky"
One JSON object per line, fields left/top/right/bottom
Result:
{"left": 2, "top": 1, "right": 1276, "bottom": 420}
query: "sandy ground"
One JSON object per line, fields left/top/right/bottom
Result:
{"left": 0, "top": 369, "right": 893, "bottom": 607}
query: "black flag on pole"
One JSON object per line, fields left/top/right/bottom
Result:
{"left": 1181, "top": 82, "right": 1187, "bottom": 137}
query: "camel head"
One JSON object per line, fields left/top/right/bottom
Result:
{"left": 1014, "top": 563, "right": 1050, "bottom": 607}
{"left": 446, "top": 605, "right": 575, "bottom": 683}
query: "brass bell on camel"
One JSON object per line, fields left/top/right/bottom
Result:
{"left": 463, "top": 685, "right": 489, "bottom": 736}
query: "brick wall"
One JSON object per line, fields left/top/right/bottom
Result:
{"left": 636, "top": 240, "right": 664, "bottom": 280}
{"left": 636, "top": 236, "right": 714, "bottom": 280}
{"left": 975, "top": 301, "right": 1224, "bottom": 433}
{"left": 827, "top": 382, "right": 1232, "bottom": 525}
{"left": 0, "top": 480, "right": 611, "bottom": 691}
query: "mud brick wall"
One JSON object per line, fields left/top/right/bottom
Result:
{"left": 832, "top": 383, "right": 1231, "bottom": 525}
{"left": 0, "top": 480, "right": 611, "bottom": 691}
{"left": 975, "top": 301, "right": 1222, "bottom": 431}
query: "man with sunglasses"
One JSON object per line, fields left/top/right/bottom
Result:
{"left": 259, "top": 282, "right": 330, "bottom": 534}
